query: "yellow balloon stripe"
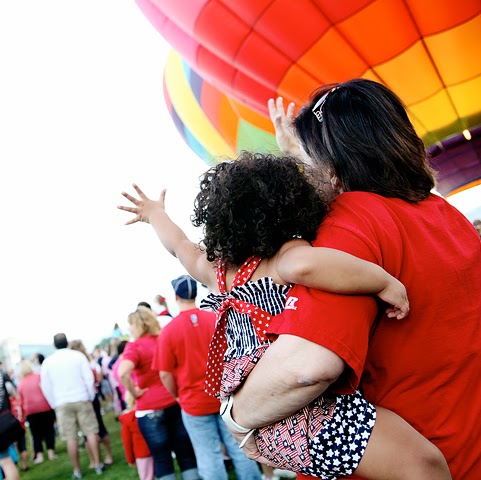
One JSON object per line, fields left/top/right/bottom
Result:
{"left": 164, "top": 51, "right": 235, "bottom": 158}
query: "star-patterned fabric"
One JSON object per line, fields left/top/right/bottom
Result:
{"left": 303, "top": 391, "right": 376, "bottom": 479}
{"left": 200, "top": 256, "right": 376, "bottom": 478}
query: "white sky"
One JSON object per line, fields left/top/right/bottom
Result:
{"left": 0, "top": 0, "right": 207, "bottom": 349}
{"left": 1, "top": 1, "right": 480, "bottom": 350}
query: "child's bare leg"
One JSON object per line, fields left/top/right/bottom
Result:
{"left": 354, "top": 406, "right": 451, "bottom": 480}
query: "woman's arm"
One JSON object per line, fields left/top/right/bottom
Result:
{"left": 226, "top": 334, "right": 345, "bottom": 462}
{"left": 276, "top": 240, "right": 409, "bottom": 319}
{"left": 118, "top": 359, "right": 148, "bottom": 400}
{"left": 118, "top": 185, "right": 216, "bottom": 290}
{"left": 232, "top": 334, "right": 344, "bottom": 428}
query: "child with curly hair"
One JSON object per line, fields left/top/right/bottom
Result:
{"left": 119, "top": 152, "right": 449, "bottom": 480}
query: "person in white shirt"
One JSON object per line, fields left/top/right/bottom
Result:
{"left": 40, "top": 333, "right": 103, "bottom": 479}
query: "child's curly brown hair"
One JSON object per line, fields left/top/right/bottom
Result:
{"left": 192, "top": 151, "right": 328, "bottom": 267}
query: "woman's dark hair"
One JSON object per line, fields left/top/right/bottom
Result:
{"left": 192, "top": 151, "right": 328, "bottom": 266}
{"left": 117, "top": 340, "right": 127, "bottom": 356}
{"left": 294, "top": 79, "right": 436, "bottom": 202}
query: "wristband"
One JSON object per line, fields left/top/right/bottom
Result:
{"left": 220, "top": 395, "right": 252, "bottom": 434}
{"left": 238, "top": 429, "right": 255, "bottom": 449}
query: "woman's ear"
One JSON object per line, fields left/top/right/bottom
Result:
{"left": 330, "top": 174, "right": 343, "bottom": 194}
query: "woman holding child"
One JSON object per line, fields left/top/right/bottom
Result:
{"left": 119, "top": 79, "right": 481, "bottom": 479}
{"left": 230, "top": 80, "right": 481, "bottom": 479}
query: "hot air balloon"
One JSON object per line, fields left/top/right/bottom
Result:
{"left": 163, "top": 50, "right": 280, "bottom": 165}
{"left": 137, "top": 0, "right": 481, "bottom": 196}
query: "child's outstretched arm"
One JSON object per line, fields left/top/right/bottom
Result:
{"left": 276, "top": 240, "right": 409, "bottom": 319}
{"left": 118, "top": 184, "right": 216, "bottom": 290}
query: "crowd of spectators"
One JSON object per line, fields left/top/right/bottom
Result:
{"left": 0, "top": 281, "right": 288, "bottom": 480}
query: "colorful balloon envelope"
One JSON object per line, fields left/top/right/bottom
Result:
{"left": 139, "top": 0, "right": 481, "bottom": 196}
{"left": 163, "top": 50, "right": 280, "bottom": 165}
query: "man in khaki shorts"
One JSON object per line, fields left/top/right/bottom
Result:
{"left": 41, "top": 333, "right": 102, "bottom": 479}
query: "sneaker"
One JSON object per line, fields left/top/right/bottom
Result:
{"left": 94, "top": 464, "right": 104, "bottom": 475}
{"left": 72, "top": 471, "right": 83, "bottom": 479}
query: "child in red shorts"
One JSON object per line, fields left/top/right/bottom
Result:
{"left": 118, "top": 393, "right": 154, "bottom": 480}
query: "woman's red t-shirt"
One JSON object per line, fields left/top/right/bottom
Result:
{"left": 270, "top": 193, "right": 481, "bottom": 480}
{"left": 122, "top": 334, "right": 176, "bottom": 411}
{"left": 18, "top": 373, "right": 52, "bottom": 416}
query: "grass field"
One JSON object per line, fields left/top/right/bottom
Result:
{"left": 19, "top": 409, "right": 239, "bottom": 479}
{"left": 21, "top": 410, "right": 141, "bottom": 480}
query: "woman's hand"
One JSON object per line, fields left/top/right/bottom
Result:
{"left": 226, "top": 429, "right": 275, "bottom": 467}
{"left": 118, "top": 184, "right": 166, "bottom": 225}
{"left": 133, "top": 385, "right": 148, "bottom": 399}
{"left": 267, "top": 97, "right": 301, "bottom": 157}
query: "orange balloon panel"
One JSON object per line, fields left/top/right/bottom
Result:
{"left": 137, "top": 0, "right": 481, "bottom": 192}
{"left": 373, "top": 41, "right": 442, "bottom": 105}
{"left": 137, "top": 0, "right": 481, "bottom": 148}
{"left": 404, "top": 0, "right": 481, "bottom": 35}
{"left": 425, "top": 14, "right": 481, "bottom": 84}
{"left": 336, "top": 0, "right": 420, "bottom": 66}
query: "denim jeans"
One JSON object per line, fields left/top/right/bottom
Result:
{"left": 181, "top": 411, "right": 261, "bottom": 480}
{"left": 137, "top": 404, "right": 199, "bottom": 480}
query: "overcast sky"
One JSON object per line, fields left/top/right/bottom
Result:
{"left": 0, "top": 0, "right": 208, "bottom": 349}
{"left": 1, "top": 1, "right": 479, "bottom": 351}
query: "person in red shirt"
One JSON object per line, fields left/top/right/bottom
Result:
{"left": 153, "top": 275, "right": 262, "bottom": 480}
{"left": 7, "top": 386, "right": 28, "bottom": 472}
{"left": 227, "top": 80, "right": 481, "bottom": 479}
{"left": 118, "top": 392, "right": 153, "bottom": 480}
{"left": 17, "top": 360, "right": 56, "bottom": 467}
{"left": 118, "top": 306, "right": 200, "bottom": 480}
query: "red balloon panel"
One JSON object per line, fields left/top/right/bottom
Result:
{"left": 404, "top": 0, "right": 481, "bottom": 35}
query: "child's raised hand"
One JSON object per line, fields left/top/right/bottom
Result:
{"left": 118, "top": 184, "right": 166, "bottom": 225}
{"left": 267, "top": 97, "right": 301, "bottom": 157}
{"left": 378, "top": 277, "right": 410, "bottom": 320}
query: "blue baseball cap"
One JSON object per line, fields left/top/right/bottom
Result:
{"left": 171, "top": 275, "right": 197, "bottom": 300}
